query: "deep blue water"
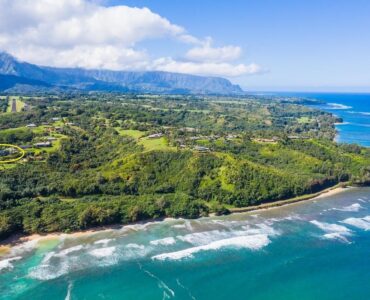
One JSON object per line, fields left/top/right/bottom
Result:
{"left": 275, "top": 92, "right": 370, "bottom": 147}
{"left": 1, "top": 187, "right": 370, "bottom": 300}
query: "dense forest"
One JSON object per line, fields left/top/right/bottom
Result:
{"left": 0, "top": 94, "right": 369, "bottom": 240}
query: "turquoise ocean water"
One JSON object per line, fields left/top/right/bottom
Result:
{"left": 1, "top": 93, "right": 369, "bottom": 299}
{"left": 1, "top": 187, "right": 370, "bottom": 300}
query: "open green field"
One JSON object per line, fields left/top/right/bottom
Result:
{"left": 117, "top": 129, "right": 146, "bottom": 139}
{"left": 139, "top": 137, "right": 175, "bottom": 151}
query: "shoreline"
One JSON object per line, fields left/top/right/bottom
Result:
{"left": 0, "top": 183, "right": 354, "bottom": 255}
{"left": 229, "top": 183, "right": 350, "bottom": 214}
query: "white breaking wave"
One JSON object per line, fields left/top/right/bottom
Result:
{"left": 120, "top": 221, "right": 162, "bottom": 233}
{"left": 152, "top": 234, "right": 270, "bottom": 261}
{"left": 89, "top": 246, "right": 116, "bottom": 258}
{"left": 341, "top": 216, "right": 370, "bottom": 231}
{"left": 42, "top": 245, "right": 84, "bottom": 264}
{"left": 0, "top": 256, "right": 22, "bottom": 271}
{"left": 310, "top": 220, "right": 352, "bottom": 243}
{"left": 9, "top": 239, "right": 40, "bottom": 257}
{"left": 327, "top": 103, "right": 352, "bottom": 110}
{"left": 150, "top": 237, "right": 176, "bottom": 246}
{"left": 333, "top": 203, "right": 363, "bottom": 212}
{"left": 177, "top": 230, "right": 229, "bottom": 245}
{"left": 126, "top": 243, "right": 145, "bottom": 250}
{"left": 94, "top": 238, "right": 113, "bottom": 245}
{"left": 58, "top": 245, "right": 84, "bottom": 256}
{"left": 172, "top": 220, "right": 193, "bottom": 231}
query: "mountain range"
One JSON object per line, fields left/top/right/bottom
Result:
{"left": 0, "top": 52, "right": 244, "bottom": 95}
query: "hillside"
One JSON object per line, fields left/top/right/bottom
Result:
{"left": 0, "top": 94, "right": 369, "bottom": 240}
{"left": 0, "top": 52, "right": 243, "bottom": 95}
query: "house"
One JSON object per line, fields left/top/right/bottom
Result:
{"left": 20, "top": 145, "right": 32, "bottom": 149}
{"left": 51, "top": 117, "right": 60, "bottom": 121}
{"left": 54, "top": 126, "right": 63, "bottom": 132}
{"left": 252, "top": 138, "right": 278, "bottom": 143}
{"left": 26, "top": 123, "right": 37, "bottom": 128}
{"left": 45, "top": 137, "right": 57, "bottom": 141}
{"left": 194, "top": 146, "right": 210, "bottom": 152}
{"left": 147, "top": 133, "right": 164, "bottom": 139}
{"left": 34, "top": 142, "right": 52, "bottom": 148}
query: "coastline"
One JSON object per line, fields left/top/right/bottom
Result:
{"left": 229, "top": 183, "right": 350, "bottom": 214}
{"left": 0, "top": 183, "right": 352, "bottom": 256}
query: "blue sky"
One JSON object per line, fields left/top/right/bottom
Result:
{"left": 1, "top": 0, "right": 370, "bottom": 91}
{"left": 107, "top": 0, "right": 370, "bottom": 91}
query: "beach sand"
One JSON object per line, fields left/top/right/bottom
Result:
{"left": 0, "top": 185, "right": 350, "bottom": 253}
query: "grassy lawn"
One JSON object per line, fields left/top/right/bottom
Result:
{"left": 116, "top": 129, "right": 146, "bottom": 139}
{"left": 139, "top": 137, "right": 175, "bottom": 151}
{"left": 297, "top": 116, "right": 312, "bottom": 124}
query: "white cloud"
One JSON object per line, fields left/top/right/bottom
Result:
{"left": 186, "top": 38, "right": 242, "bottom": 63}
{"left": 0, "top": 0, "right": 263, "bottom": 77}
{"left": 151, "top": 58, "right": 262, "bottom": 77}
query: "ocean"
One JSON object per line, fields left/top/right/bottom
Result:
{"left": 275, "top": 92, "right": 370, "bottom": 147}
{"left": 1, "top": 93, "right": 370, "bottom": 299}
{"left": 1, "top": 187, "right": 370, "bottom": 300}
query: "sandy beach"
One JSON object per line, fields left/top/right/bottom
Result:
{"left": 0, "top": 184, "right": 351, "bottom": 254}
{"left": 229, "top": 184, "right": 350, "bottom": 214}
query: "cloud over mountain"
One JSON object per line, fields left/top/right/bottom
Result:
{"left": 0, "top": 0, "right": 262, "bottom": 77}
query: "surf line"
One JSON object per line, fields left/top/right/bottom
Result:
{"left": 0, "top": 144, "right": 25, "bottom": 164}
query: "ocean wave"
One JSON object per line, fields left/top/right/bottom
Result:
{"left": 94, "top": 238, "right": 113, "bottom": 245}
{"left": 172, "top": 220, "right": 193, "bottom": 231}
{"left": 177, "top": 230, "right": 229, "bottom": 245}
{"left": 42, "top": 245, "right": 84, "bottom": 264}
{"left": 29, "top": 257, "right": 73, "bottom": 280}
{"left": 333, "top": 203, "right": 363, "bottom": 212}
{"left": 341, "top": 216, "right": 370, "bottom": 231}
{"left": 0, "top": 256, "right": 22, "bottom": 271}
{"left": 150, "top": 237, "right": 176, "bottom": 246}
{"left": 126, "top": 243, "right": 145, "bottom": 250}
{"left": 310, "top": 220, "right": 352, "bottom": 242}
{"left": 120, "top": 221, "right": 162, "bottom": 233}
{"left": 335, "top": 122, "right": 351, "bottom": 126}
{"left": 10, "top": 239, "right": 40, "bottom": 257}
{"left": 152, "top": 234, "right": 270, "bottom": 261}
{"left": 327, "top": 103, "right": 352, "bottom": 110}
{"left": 359, "top": 112, "right": 370, "bottom": 116}
{"left": 89, "top": 246, "right": 116, "bottom": 258}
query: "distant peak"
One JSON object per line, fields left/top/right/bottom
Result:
{"left": 0, "top": 51, "right": 16, "bottom": 60}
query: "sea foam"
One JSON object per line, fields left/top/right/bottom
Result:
{"left": 0, "top": 256, "right": 22, "bottom": 271}
{"left": 152, "top": 234, "right": 270, "bottom": 260}
{"left": 327, "top": 103, "right": 352, "bottom": 110}
{"left": 310, "top": 220, "right": 352, "bottom": 242}
{"left": 341, "top": 216, "right": 370, "bottom": 231}
{"left": 334, "top": 203, "right": 363, "bottom": 212}
{"left": 150, "top": 237, "right": 176, "bottom": 246}
{"left": 89, "top": 246, "right": 116, "bottom": 258}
